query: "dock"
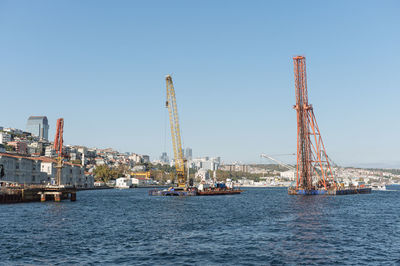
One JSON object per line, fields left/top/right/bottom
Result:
{"left": 0, "top": 185, "right": 77, "bottom": 203}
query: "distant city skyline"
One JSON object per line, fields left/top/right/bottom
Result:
{"left": 0, "top": 1, "right": 399, "bottom": 167}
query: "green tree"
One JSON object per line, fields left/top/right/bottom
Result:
{"left": 5, "top": 145, "right": 15, "bottom": 152}
{"left": 93, "top": 165, "right": 114, "bottom": 183}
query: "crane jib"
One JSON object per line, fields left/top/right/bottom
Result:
{"left": 165, "top": 75, "right": 186, "bottom": 187}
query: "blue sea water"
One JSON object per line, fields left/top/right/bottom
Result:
{"left": 0, "top": 187, "right": 399, "bottom": 265}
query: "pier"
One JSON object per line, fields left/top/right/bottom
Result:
{"left": 0, "top": 185, "right": 77, "bottom": 203}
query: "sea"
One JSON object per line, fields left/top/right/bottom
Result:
{"left": 0, "top": 187, "right": 399, "bottom": 265}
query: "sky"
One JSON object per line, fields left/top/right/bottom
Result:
{"left": 0, "top": 0, "right": 399, "bottom": 167}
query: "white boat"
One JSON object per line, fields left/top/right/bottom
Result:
{"left": 371, "top": 183, "right": 386, "bottom": 191}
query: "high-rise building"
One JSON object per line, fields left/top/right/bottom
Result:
{"left": 26, "top": 116, "right": 49, "bottom": 140}
{"left": 160, "top": 152, "right": 169, "bottom": 163}
{"left": 185, "top": 147, "right": 192, "bottom": 160}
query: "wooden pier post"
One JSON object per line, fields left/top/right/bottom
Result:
{"left": 40, "top": 193, "right": 46, "bottom": 202}
{"left": 70, "top": 192, "right": 76, "bottom": 201}
{"left": 54, "top": 193, "right": 61, "bottom": 202}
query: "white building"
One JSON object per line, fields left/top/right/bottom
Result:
{"left": 191, "top": 157, "right": 220, "bottom": 171}
{"left": 195, "top": 169, "right": 210, "bottom": 181}
{"left": 280, "top": 170, "right": 295, "bottom": 180}
{"left": 45, "top": 146, "right": 56, "bottom": 157}
{"left": 0, "top": 132, "right": 11, "bottom": 144}
{"left": 129, "top": 153, "right": 142, "bottom": 163}
{"left": 131, "top": 177, "right": 147, "bottom": 186}
{"left": 39, "top": 159, "right": 88, "bottom": 187}
{"left": 115, "top": 177, "right": 132, "bottom": 188}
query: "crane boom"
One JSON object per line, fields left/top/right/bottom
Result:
{"left": 54, "top": 118, "right": 64, "bottom": 186}
{"left": 165, "top": 75, "right": 186, "bottom": 187}
{"left": 260, "top": 154, "right": 295, "bottom": 171}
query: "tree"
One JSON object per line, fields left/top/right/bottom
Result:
{"left": 93, "top": 165, "right": 114, "bottom": 183}
{"left": 5, "top": 144, "right": 15, "bottom": 152}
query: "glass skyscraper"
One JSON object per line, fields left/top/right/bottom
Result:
{"left": 185, "top": 147, "right": 192, "bottom": 160}
{"left": 26, "top": 116, "right": 49, "bottom": 140}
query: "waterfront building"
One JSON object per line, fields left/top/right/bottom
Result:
{"left": 39, "top": 157, "right": 90, "bottom": 187}
{"left": 0, "top": 153, "right": 92, "bottom": 187}
{"left": 26, "top": 116, "right": 49, "bottom": 140}
{"left": 131, "top": 177, "right": 147, "bottom": 186}
{"left": 0, "top": 153, "right": 45, "bottom": 184}
{"left": 115, "top": 177, "right": 132, "bottom": 188}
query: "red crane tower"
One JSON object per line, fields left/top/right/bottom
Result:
{"left": 292, "top": 56, "right": 336, "bottom": 192}
{"left": 54, "top": 118, "right": 64, "bottom": 186}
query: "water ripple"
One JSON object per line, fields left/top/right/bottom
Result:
{"left": 0, "top": 187, "right": 399, "bottom": 265}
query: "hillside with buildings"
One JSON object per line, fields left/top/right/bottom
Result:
{"left": 1, "top": 116, "right": 399, "bottom": 189}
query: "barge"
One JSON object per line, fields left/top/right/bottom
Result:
{"left": 149, "top": 186, "right": 242, "bottom": 196}
{"left": 288, "top": 186, "right": 372, "bottom": 195}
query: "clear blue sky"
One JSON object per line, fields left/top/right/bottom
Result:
{"left": 0, "top": 0, "right": 399, "bottom": 167}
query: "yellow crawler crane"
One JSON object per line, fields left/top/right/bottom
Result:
{"left": 165, "top": 75, "right": 187, "bottom": 188}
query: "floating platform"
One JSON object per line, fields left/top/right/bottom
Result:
{"left": 149, "top": 189, "right": 197, "bottom": 196}
{"left": 288, "top": 187, "right": 372, "bottom": 195}
{"left": 197, "top": 189, "right": 243, "bottom": 196}
{"left": 149, "top": 188, "right": 242, "bottom": 196}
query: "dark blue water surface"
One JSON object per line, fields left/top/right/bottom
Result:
{"left": 1, "top": 187, "right": 400, "bottom": 265}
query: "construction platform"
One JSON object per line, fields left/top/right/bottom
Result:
{"left": 288, "top": 187, "right": 372, "bottom": 195}
{"left": 0, "top": 185, "right": 77, "bottom": 203}
{"left": 149, "top": 188, "right": 242, "bottom": 196}
{"left": 149, "top": 189, "right": 197, "bottom": 196}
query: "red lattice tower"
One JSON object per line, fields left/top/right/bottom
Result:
{"left": 54, "top": 118, "right": 64, "bottom": 185}
{"left": 54, "top": 118, "right": 64, "bottom": 156}
{"left": 293, "top": 56, "right": 336, "bottom": 190}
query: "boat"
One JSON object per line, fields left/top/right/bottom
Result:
{"left": 371, "top": 183, "right": 386, "bottom": 191}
